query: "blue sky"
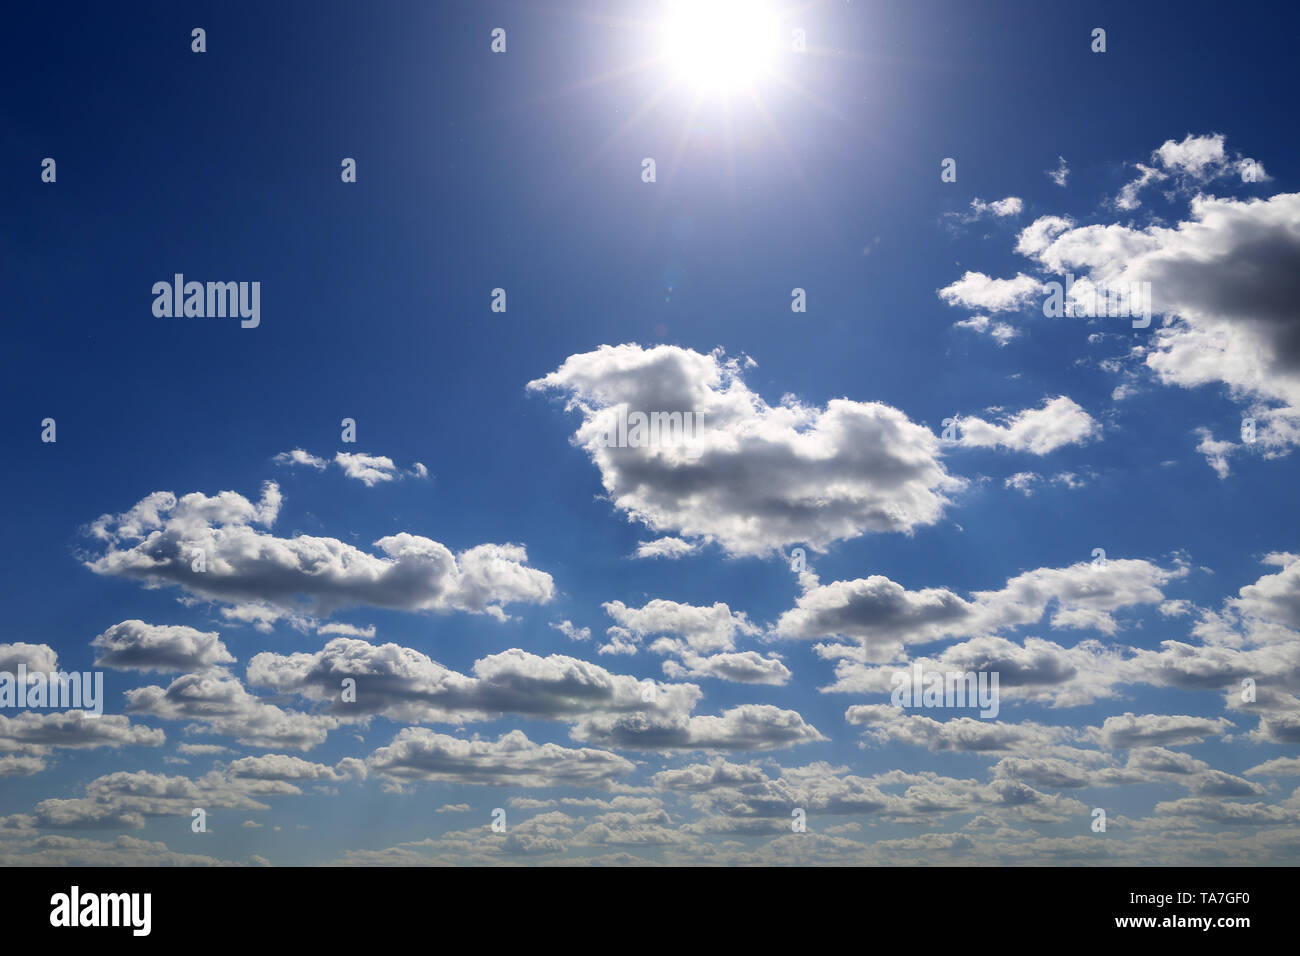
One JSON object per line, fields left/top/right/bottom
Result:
{"left": 1, "top": 0, "right": 1298, "bottom": 865}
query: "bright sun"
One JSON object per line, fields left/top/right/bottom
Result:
{"left": 661, "top": 0, "right": 781, "bottom": 95}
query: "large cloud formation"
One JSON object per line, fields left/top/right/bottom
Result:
{"left": 1025, "top": 190, "right": 1300, "bottom": 471}
{"left": 940, "top": 133, "right": 1300, "bottom": 474}
{"left": 81, "top": 482, "right": 554, "bottom": 628}
{"left": 529, "top": 344, "right": 965, "bottom": 556}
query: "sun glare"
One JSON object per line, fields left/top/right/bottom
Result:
{"left": 661, "top": 0, "right": 781, "bottom": 95}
